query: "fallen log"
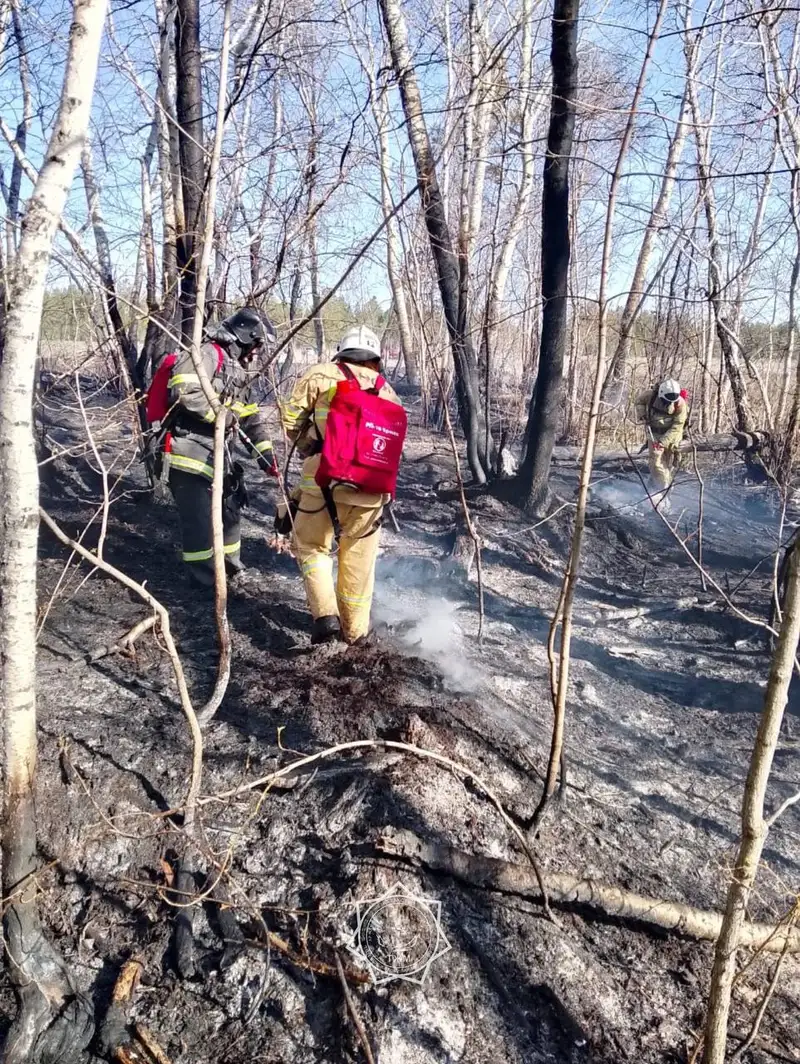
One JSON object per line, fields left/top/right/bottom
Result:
{"left": 574, "top": 595, "right": 699, "bottom": 626}
{"left": 553, "top": 431, "right": 770, "bottom": 468}
{"left": 376, "top": 828, "right": 800, "bottom": 953}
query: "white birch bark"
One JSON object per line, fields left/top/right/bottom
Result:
{"left": 704, "top": 547, "right": 800, "bottom": 1062}
{"left": 0, "top": 1, "right": 107, "bottom": 1059}
{"left": 483, "top": 0, "right": 539, "bottom": 363}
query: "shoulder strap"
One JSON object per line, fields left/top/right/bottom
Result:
{"left": 338, "top": 361, "right": 385, "bottom": 394}
{"left": 210, "top": 343, "right": 225, "bottom": 373}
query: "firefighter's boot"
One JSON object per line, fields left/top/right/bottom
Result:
{"left": 311, "top": 615, "right": 342, "bottom": 645}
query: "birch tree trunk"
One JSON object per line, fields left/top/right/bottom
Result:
{"left": 482, "top": 0, "right": 538, "bottom": 369}
{"left": 5, "top": 0, "right": 31, "bottom": 274}
{"left": 379, "top": 0, "right": 489, "bottom": 482}
{"left": 686, "top": 20, "right": 754, "bottom": 433}
{"left": 703, "top": 547, "right": 800, "bottom": 1063}
{"left": 0, "top": 2, "right": 107, "bottom": 1059}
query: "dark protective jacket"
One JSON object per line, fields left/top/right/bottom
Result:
{"left": 165, "top": 341, "right": 274, "bottom": 478}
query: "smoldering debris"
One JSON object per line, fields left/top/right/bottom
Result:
{"left": 372, "top": 555, "right": 480, "bottom": 691}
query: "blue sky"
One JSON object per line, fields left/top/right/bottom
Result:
{"left": 1, "top": 0, "right": 792, "bottom": 325}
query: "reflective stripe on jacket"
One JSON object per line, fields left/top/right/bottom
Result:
{"left": 166, "top": 341, "right": 273, "bottom": 478}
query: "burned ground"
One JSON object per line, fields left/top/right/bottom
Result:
{"left": 3, "top": 385, "right": 800, "bottom": 1064}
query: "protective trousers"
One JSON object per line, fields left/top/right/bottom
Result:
{"left": 648, "top": 443, "right": 677, "bottom": 492}
{"left": 292, "top": 491, "right": 382, "bottom": 642}
{"left": 168, "top": 469, "right": 241, "bottom": 581}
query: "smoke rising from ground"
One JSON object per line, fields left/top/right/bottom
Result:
{"left": 372, "top": 556, "right": 481, "bottom": 691}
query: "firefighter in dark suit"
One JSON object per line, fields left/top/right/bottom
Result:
{"left": 164, "top": 307, "right": 279, "bottom": 586}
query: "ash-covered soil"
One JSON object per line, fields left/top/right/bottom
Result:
{"left": 3, "top": 383, "right": 800, "bottom": 1064}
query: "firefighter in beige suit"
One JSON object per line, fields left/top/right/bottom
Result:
{"left": 635, "top": 378, "right": 688, "bottom": 510}
{"left": 280, "top": 327, "right": 403, "bottom": 645}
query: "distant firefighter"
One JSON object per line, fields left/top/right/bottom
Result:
{"left": 635, "top": 378, "right": 688, "bottom": 511}
{"left": 279, "top": 326, "right": 407, "bottom": 646}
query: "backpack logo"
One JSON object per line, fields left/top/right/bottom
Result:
{"left": 315, "top": 365, "right": 407, "bottom": 498}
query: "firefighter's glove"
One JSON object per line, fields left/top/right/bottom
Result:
{"left": 257, "top": 447, "right": 279, "bottom": 477}
{"left": 274, "top": 499, "right": 298, "bottom": 537}
{"left": 224, "top": 408, "right": 238, "bottom": 430}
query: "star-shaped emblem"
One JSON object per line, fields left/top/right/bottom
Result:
{"left": 349, "top": 882, "right": 451, "bottom": 986}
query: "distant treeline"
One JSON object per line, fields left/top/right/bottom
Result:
{"left": 39, "top": 289, "right": 394, "bottom": 348}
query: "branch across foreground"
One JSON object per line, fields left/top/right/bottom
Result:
{"left": 376, "top": 828, "right": 800, "bottom": 954}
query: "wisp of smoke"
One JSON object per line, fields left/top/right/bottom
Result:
{"left": 372, "top": 556, "right": 480, "bottom": 691}
{"left": 590, "top": 477, "right": 652, "bottom": 514}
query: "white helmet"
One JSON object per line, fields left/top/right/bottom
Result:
{"left": 336, "top": 325, "right": 381, "bottom": 363}
{"left": 658, "top": 378, "right": 681, "bottom": 404}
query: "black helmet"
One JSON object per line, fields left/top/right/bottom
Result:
{"left": 219, "top": 307, "right": 277, "bottom": 352}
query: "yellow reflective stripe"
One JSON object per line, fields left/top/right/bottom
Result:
{"left": 202, "top": 410, "right": 215, "bottom": 423}
{"left": 299, "top": 476, "right": 319, "bottom": 491}
{"left": 282, "top": 401, "right": 307, "bottom": 425}
{"left": 301, "top": 558, "right": 331, "bottom": 575}
{"left": 170, "top": 454, "right": 214, "bottom": 478}
{"left": 231, "top": 401, "right": 259, "bottom": 417}
{"left": 337, "top": 592, "right": 372, "bottom": 605}
{"left": 182, "top": 542, "right": 240, "bottom": 563}
{"left": 168, "top": 373, "right": 200, "bottom": 387}
{"left": 183, "top": 547, "right": 213, "bottom": 562}
{"left": 255, "top": 440, "right": 273, "bottom": 453}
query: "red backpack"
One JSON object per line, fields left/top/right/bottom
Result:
{"left": 315, "top": 363, "right": 407, "bottom": 497}
{"left": 145, "top": 345, "right": 224, "bottom": 424}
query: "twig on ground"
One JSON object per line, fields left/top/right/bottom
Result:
{"left": 575, "top": 596, "right": 699, "bottom": 626}
{"left": 99, "top": 959, "right": 143, "bottom": 1057}
{"left": 335, "top": 952, "right": 376, "bottom": 1064}
{"left": 243, "top": 934, "right": 370, "bottom": 984}
{"left": 132, "top": 1024, "right": 173, "bottom": 1064}
{"left": 87, "top": 614, "right": 157, "bottom": 663}
{"left": 687, "top": 1033, "right": 704, "bottom": 1064}
{"left": 728, "top": 1031, "right": 800, "bottom": 1064}
{"left": 39, "top": 509, "right": 203, "bottom": 817}
{"left": 767, "top": 790, "right": 800, "bottom": 828}
{"left": 503, "top": 500, "right": 576, "bottom": 538}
